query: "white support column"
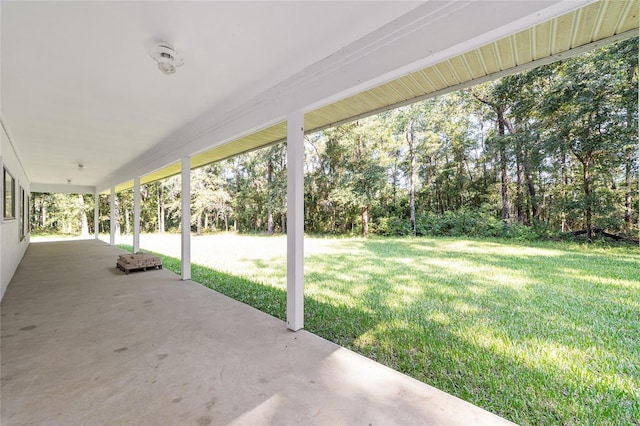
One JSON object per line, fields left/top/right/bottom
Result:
{"left": 109, "top": 187, "right": 116, "bottom": 246}
{"left": 94, "top": 193, "right": 99, "bottom": 239}
{"left": 181, "top": 157, "right": 191, "bottom": 280}
{"left": 286, "top": 110, "right": 304, "bottom": 331}
{"left": 133, "top": 177, "right": 141, "bottom": 253}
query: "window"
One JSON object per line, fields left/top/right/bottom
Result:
{"left": 3, "top": 167, "right": 15, "bottom": 220}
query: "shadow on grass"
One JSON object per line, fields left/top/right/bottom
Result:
{"left": 313, "top": 238, "right": 639, "bottom": 424}
{"left": 357, "top": 238, "right": 640, "bottom": 349}
{"left": 117, "top": 241, "right": 640, "bottom": 425}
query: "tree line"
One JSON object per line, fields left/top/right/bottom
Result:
{"left": 31, "top": 38, "right": 639, "bottom": 242}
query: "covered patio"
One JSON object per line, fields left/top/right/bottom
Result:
{"left": 1, "top": 1, "right": 638, "bottom": 424}
{"left": 3, "top": 0, "right": 636, "bottom": 328}
{"left": 1, "top": 239, "right": 512, "bottom": 425}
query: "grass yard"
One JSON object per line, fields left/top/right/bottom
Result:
{"left": 118, "top": 234, "right": 640, "bottom": 425}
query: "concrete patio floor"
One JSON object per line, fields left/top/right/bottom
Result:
{"left": 1, "top": 239, "right": 513, "bottom": 425}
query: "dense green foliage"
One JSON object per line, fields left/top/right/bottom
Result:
{"left": 118, "top": 235, "right": 640, "bottom": 425}
{"left": 33, "top": 39, "right": 638, "bottom": 242}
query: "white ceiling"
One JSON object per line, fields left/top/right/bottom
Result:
{"left": 1, "top": 1, "right": 594, "bottom": 193}
{"left": 1, "top": 1, "right": 421, "bottom": 189}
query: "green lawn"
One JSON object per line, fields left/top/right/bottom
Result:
{"left": 118, "top": 236, "right": 640, "bottom": 425}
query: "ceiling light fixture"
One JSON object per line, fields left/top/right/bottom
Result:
{"left": 77, "top": 163, "right": 85, "bottom": 171}
{"left": 149, "top": 44, "right": 183, "bottom": 75}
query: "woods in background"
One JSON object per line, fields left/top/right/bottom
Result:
{"left": 31, "top": 39, "right": 639, "bottom": 242}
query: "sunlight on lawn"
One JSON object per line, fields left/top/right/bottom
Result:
{"left": 563, "top": 271, "right": 640, "bottom": 289}
{"left": 421, "top": 258, "right": 533, "bottom": 288}
{"left": 417, "top": 239, "right": 566, "bottom": 258}
{"left": 118, "top": 233, "right": 639, "bottom": 425}
{"left": 427, "top": 311, "right": 451, "bottom": 325}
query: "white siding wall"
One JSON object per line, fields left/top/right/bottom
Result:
{"left": 1, "top": 123, "right": 30, "bottom": 300}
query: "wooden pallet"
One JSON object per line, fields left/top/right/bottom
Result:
{"left": 116, "top": 252, "right": 163, "bottom": 275}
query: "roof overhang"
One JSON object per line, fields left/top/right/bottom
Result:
{"left": 103, "top": 0, "right": 638, "bottom": 194}
{"left": 3, "top": 1, "right": 637, "bottom": 194}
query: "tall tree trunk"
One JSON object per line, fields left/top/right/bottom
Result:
{"left": 157, "top": 184, "right": 161, "bottom": 232}
{"left": 157, "top": 183, "right": 165, "bottom": 232}
{"left": 523, "top": 149, "right": 539, "bottom": 223}
{"left": 197, "top": 212, "right": 202, "bottom": 235}
{"left": 331, "top": 207, "right": 336, "bottom": 234}
{"left": 437, "top": 190, "right": 444, "bottom": 215}
{"left": 392, "top": 154, "right": 399, "bottom": 206}
{"left": 481, "top": 121, "right": 488, "bottom": 189}
{"left": 406, "top": 119, "right": 417, "bottom": 236}
{"left": 361, "top": 206, "right": 369, "bottom": 236}
{"left": 267, "top": 159, "right": 273, "bottom": 235}
{"left": 500, "top": 147, "right": 509, "bottom": 222}
{"left": 516, "top": 141, "right": 524, "bottom": 224}
{"left": 624, "top": 147, "right": 633, "bottom": 234}
{"left": 78, "top": 194, "right": 89, "bottom": 236}
{"left": 41, "top": 200, "right": 47, "bottom": 229}
{"left": 471, "top": 92, "right": 510, "bottom": 221}
{"left": 125, "top": 207, "right": 130, "bottom": 234}
{"left": 497, "top": 108, "right": 509, "bottom": 222}
{"left": 267, "top": 211, "right": 273, "bottom": 235}
{"left": 624, "top": 61, "right": 637, "bottom": 236}
{"left": 114, "top": 195, "right": 121, "bottom": 237}
{"left": 577, "top": 153, "right": 594, "bottom": 242}
{"left": 561, "top": 151, "right": 568, "bottom": 232}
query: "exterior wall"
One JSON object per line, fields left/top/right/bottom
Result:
{"left": 1, "top": 123, "right": 30, "bottom": 300}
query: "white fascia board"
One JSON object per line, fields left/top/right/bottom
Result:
{"left": 97, "top": 0, "right": 590, "bottom": 192}
{"left": 30, "top": 183, "right": 96, "bottom": 194}
{"left": 304, "top": 0, "right": 596, "bottom": 111}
